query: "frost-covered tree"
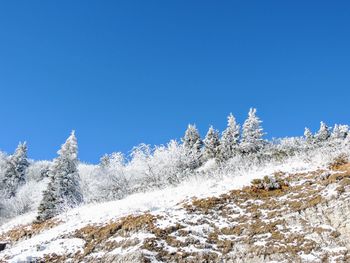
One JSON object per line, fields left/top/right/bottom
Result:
{"left": 1, "top": 180, "right": 46, "bottom": 219}
{"left": 219, "top": 113, "right": 240, "bottom": 161}
{"left": 97, "top": 152, "right": 128, "bottom": 201}
{"left": 2, "top": 142, "right": 29, "bottom": 198}
{"left": 26, "top": 160, "right": 51, "bottom": 182}
{"left": 126, "top": 141, "right": 189, "bottom": 192}
{"left": 182, "top": 124, "right": 202, "bottom": 152}
{"left": 100, "top": 154, "right": 111, "bottom": 168}
{"left": 331, "top": 124, "right": 349, "bottom": 140}
{"left": 36, "top": 131, "right": 83, "bottom": 222}
{"left": 240, "top": 108, "right": 265, "bottom": 153}
{"left": 315, "top": 122, "right": 331, "bottom": 142}
{"left": 54, "top": 131, "right": 83, "bottom": 208}
{"left": 304, "top": 127, "right": 314, "bottom": 143}
{"left": 182, "top": 124, "right": 203, "bottom": 169}
{"left": 203, "top": 126, "right": 220, "bottom": 161}
{"left": 36, "top": 178, "right": 59, "bottom": 222}
{"left": 152, "top": 140, "right": 188, "bottom": 184}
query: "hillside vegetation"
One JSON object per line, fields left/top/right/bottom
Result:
{"left": 1, "top": 108, "right": 350, "bottom": 262}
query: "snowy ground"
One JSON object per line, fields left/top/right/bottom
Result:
{"left": 0, "top": 154, "right": 336, "bottom": 262}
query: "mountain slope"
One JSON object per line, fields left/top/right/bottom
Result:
{"left": 1, "top": 155, "right": 350, "bottom": 262}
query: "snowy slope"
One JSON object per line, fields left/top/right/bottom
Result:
{"left": 0, "top": 153, "right": 334, "bottom": 262}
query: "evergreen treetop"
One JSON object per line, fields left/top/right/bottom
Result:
{"left": 240, "top": 108, "right": 265, "bottom": 153}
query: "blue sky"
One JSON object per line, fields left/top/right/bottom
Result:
{"left": 0, "top": 1, "right": 350, "bottom": 163}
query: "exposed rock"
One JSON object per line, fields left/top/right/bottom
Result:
{"left": 0, "top": 243, "right": 6, "bottom": 252}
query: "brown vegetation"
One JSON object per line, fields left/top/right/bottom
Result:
{"left": 0, "top": 219, "right": 62, "bottom": 243}
{"left": 328, "top": 154, "right": 349, "bottom": 170}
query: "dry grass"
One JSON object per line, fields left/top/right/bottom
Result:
{"left": 328, "top": 154, "right": 349, "bottom": 170}
{"left": 178, "top": 167, "right": 346, "bottom": 260}
{"left": 74, "top": 213, "right": 157, "bottom": 257}
{"left": 0, "top": 219, "right": 62, "bottom": 243}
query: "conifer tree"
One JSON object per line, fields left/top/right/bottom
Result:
{"left": 36, "top": 131, "right": 83, "bottom": 222}
{"left": 219, "top": 113, "right": 240, "bottom": 161}
{"left": 315, "top": 122, "right": 331, "bottom": 142}
{"left": 182, "top": 124, "right": 202, "bottom": 152}
{"left": 2, "top": 142, "right": 29, "bottom": 198}
{"left": 304, "top": 127, "right": 314, "bottom": 143}
{"left": 182, "top": 124, "right": 203, "bottom": 169}
{"left": 203, "top": 126, "right": 220, "bottom": 161}
{"left": 99, "top": 154, "right": 111, "bottom": 168}
{"left": 240, "top": 108, "right": 265, "bottom": 153}
{"left": 331, "top": 124, "right": 349, "bottom": 140}
{"left": 36, "top": 177, "right": 60, "bottom": 222}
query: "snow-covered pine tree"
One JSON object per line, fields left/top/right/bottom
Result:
{"left": 2, "top": 142, "right": 29, "bottom": 198}
{"left": 304, "top": 127, "right": 314, "bottom": 143}
{"left": 240, "top": 108, "right": 265, "bottom": 153}
{"left": 218, "top": 113, "right": 240, "bottom": 161}
{"left": 315, "top": 122, "right": 331, "bottom": 142}
{"left": 182, "top": 124, "right": 202, "bottom": 151}
{"left": 35, "top": 178, "right": 60, "bottom": 222}
{"left": 331, "top": 124, "right": 349, "bottom": 140}
{"left": 36, "top": 131, "right": 83, "bottom": 222}
{"left": 203, "top": 126, "right": 220, "bottom": 161}
{"left": 182, "top": 124, "right": 203, "bottom": 169}
{"left": 99, "top": 154, "right": 111, "bottom": 168}
{"left": 56, "top": 131, "right": 83, "bottom": 208}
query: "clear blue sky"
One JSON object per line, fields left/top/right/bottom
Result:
{"left": 0, "top": 1, "right": 349, "bottom": 163}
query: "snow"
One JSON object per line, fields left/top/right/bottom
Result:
{"left": 299, "top": 252, "right": 319, "bottom": 261}
{"left": 322, "top": 184, "right": 339, "bottom": 200}
{"left": 0, "top": 212, "right": 36, "bottom": 234}
{"left": 10, "top": 238, "right": 85, "bottom": 263}
{"left": 197, "top": 159, "right": 217, "bottom": 172}
{"left": 254, "top": 240, "right": 267, "bottom": 246}
{"left": 109, "top": 232, "right": 156, "bottom": 256}
{"left": 0, "top": 153, "right": 338, "bottom": 262}
{"left": 322, "top": 246, "right": 347, "bottom": 253}
{"left": 318, "top": 224, "right": 335, "bottom": 231}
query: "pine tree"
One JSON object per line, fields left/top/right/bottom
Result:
{"left": 219, "top": 113, "right": 240, "bottom": 161}
{"left": 36, "top": 178, "right": 60, "bottom": 222}
{"left": 203, "top": 126, "right": 220, "bottom": 161}
{"left": 331, "top": 124, "right": 349, "bottom": 140}
{"left": 2, "top": 142, "right": 29, "bottom": 198}
{"left": 315, "top": 122, "right": 331, "bottom": 142}
{"left": 99, "top": 154, "right": 111, "bottom": 168}
{"left": 182, "top": 124, "right": 203, "bottom": 169}
{"left": 36, "top": 131, "right": 83, "bottom": 222}
{"left": 304, "top": 127, "right": 314, "bottom": 143}
{"left": 182, "top": 124, "right": 202, "bottom": 152}
{"left": 240, "top": 108, "right": 265, "bottom": 153}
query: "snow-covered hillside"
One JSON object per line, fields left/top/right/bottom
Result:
{"left": 1, "top": 147, "right": 349, "bottom": 262}
{"left": 1, "top": 110, "right": 350, "bottom": 262}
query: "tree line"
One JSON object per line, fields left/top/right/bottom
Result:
{"left": 0, "top": 108, "right": 348, "bottom": 223}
